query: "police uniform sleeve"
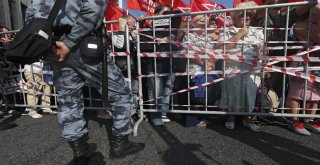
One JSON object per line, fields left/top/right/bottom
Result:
{"left": 24, "top": 0, "right": 36, "bottom": 24}
{"left": 25, "top": 0, "right": 55, "bottom": 24}
{"left": 63, "top": 0, "right": 108, "bottom": 49}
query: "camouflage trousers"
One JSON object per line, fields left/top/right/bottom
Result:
{"left": 51, "top": 49, "right": 134, "bottom": 142}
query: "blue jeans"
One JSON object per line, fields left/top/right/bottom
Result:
{"left": 147, "top": 73, "right": 175, "bottom": 119}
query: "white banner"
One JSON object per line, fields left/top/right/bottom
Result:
{"left": 154, "top": 18, "right": 170, "bottom": 27}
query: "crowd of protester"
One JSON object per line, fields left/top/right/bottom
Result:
{"left": 1, "top": 0, "right": 320, "bottom": 136}
{"left": 108, "top": 0, "right": 320, "bottom": 135}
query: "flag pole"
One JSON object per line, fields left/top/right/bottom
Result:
{"left": 117, "top": 0, "right": 122, "bottom": 8}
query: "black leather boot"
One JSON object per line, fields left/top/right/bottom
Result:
{"left": 109, "top": 134, "right": 145, "bottom": 159}
{"left": 68, "top": 134, "right": 97, "bottom": 165}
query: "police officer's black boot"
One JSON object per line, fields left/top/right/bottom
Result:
{"left": 109, "top": 134, "right": 145, "bottom": 159}
{"left": 68, "top": 134, "right": 97, "bottom": 165}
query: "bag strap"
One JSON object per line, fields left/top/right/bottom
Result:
{"left": 47, "top": 0, "right": 67, "bottom": 24}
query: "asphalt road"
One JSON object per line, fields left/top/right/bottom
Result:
{"left": 1, "top": 112, "right": 320, "bottom": 165}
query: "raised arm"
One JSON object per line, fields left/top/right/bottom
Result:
{"left": 216, "top": 27, "right": 249, "bottom": 50}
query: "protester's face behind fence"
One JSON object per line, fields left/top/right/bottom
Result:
{"left": 127, "top": 17, "right": 136, "bottom": 31}
{"left": 209, "top": 19, "right": 217, "bottom": 28}
{"left": 233, "top": 11, "right": 254, "bottom": 27}
{"left": 192, "top": 15, "right": 209, "bottom": 28}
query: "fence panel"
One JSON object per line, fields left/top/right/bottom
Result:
{"left": 1, "top": 1, "right": 319, "bottom": 136}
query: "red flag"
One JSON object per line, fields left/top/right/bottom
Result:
{"left": 105, "top": 0, "right": 126, "bottom": 31}
{"left": 190, "top": 0, "right": 228, "bottom": 19}
{"left": 127, "top": 0, "right": 190, "bottom": 15}
{"left": 215, "top": 16, "right": 232, "bottom": 27}
{"left": 159, "top": 0, "right": 190, "bottom": 11}
{"left": 191, "top": 0, "right": 227, "bottom": 12}
{"left": 126, "top": 0, "right": 142, "bottom": 11}
{"left": 127, "top": 0, "right": 158, "bottom": 15}
{"left": 233, "top": 0, "right": 262, "bottom": 8}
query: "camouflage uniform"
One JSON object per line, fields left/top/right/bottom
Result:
{"left": 26, "top": 0, "right": 134, "bottom": 142}
{"left": 53, "top": 49, "right": 134, "bottom": 141}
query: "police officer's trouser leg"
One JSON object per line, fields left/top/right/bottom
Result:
{"left": 54, "top": 66, "right": 96, "bottom": 164}
{"left": 54, "top": 49, "right": 144, "bottom": 159}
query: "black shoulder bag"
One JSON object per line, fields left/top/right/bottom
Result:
{"left": 4, "top": 0, "right": 66, "bottom": 64}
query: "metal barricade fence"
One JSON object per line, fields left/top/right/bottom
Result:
{"left": 0, "top": 1, "right": 319, "bottom": 136}
{"left": 116, "top": 1, "right": 320, "bottom": 135}
{"left": 0, "top": 30, "right": 107, "bottom": 111}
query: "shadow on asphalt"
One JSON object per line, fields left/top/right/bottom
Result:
{"left": 67, "top": 152, "right": 106, "bottom": 165}
{"left": 86, "top": 110, "right": 220, "bottom": 164}
{"left": 206, "top": 117, "right": 320, "bottom": 164}
{"left": 150, "top": 122, "right": 222, "bottom": 165}
{"left": 0, "top": 114, "right": 20, "bottom": 131}
{"left": 79, "top": 109, "right": 320, "bottom": 164}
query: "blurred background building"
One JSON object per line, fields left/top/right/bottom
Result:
{"left": 0, "top": 0, "right": 30, "bottom": 30}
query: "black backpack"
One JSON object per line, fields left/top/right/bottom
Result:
{"left": 4, "top": 0, "right": 66, "bottom": 64}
